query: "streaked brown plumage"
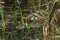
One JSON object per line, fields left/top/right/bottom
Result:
{"left": 23, "top": 12, "right": 43, "bottom": 22}
{"left": 53, "top": 9, "right": 60, "bottom": 26}
{"left": 57, "top": 11, "right": 60, "bottom": 26}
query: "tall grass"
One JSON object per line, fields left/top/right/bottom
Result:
{"left": 0, "top": 0, "right": 59, "bottom": 40}
{"left": 0, "top": 7, "right": 6, "bottom": 40}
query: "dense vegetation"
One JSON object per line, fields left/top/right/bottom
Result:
{"left": 0, "top": 0, "right": 60, "bottom": 40}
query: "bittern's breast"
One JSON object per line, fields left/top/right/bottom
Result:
{"left": 57, "top": 12, "right": 60, "bottom": 25}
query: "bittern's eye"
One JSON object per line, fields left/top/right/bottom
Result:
{"left": 30, "top": 17, "right": 34, "bottom": 21}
